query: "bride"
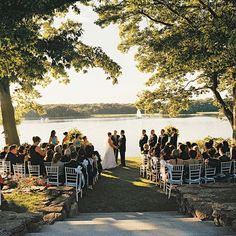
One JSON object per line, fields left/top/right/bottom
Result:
{"left": 102, "top": 132, "right": 117, "bottom": 169}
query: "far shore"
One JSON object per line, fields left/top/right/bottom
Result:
{"left": 23, "top": 112, "right": 222, "bottom": 121}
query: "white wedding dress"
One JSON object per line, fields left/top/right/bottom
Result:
{"left": 102, "top": 139, "right": 116, "bottom": 170}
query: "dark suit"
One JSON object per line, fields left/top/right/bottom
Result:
{"left": 158, "top": 134, "right": 168, "bottom": 149}
{"left": 139, "top": 134, "right": 148, "bottom": 152}
{"left": 111, "top": 134, "right": 120, "bottom": 164}
{"left": 119, "top": 135, "right": 126, "bottom": 166}
{"left": 5, "top": 152, "right": 17, "bottom": 173}
{"left": 149, "top": 134, "right": 157, "bottom": 148}
{"left": 170, "top": 133, "right": 178, "bottom": 148}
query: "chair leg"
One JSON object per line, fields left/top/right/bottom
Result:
{"left": 168, "top": 186, "right": 171, "bottom": 199}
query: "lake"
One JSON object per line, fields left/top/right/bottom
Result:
{"left": 0, "top": 115, "right": 232, "bottom": 157}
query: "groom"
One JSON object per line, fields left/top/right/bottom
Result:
{"left": 111, "top": 130, "right": 120, "bottom": 164}
{"left": 118, "top": 130, "right": 126, "bottom": 167}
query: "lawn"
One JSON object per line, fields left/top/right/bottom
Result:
{"left": 78, "top": 157, "right": 177, "bottom": 213}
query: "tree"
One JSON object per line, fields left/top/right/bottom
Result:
{"left": 0, "top": 0, "right": 121, "bottom": 145}
{"left": 93, "top": 0, "right": 236, "bottom": 142}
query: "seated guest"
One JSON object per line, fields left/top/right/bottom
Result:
{"left": 142, "top": 143, "right": 149, "bottom": 155}
{"left": 64, "top": 152, "right": 79, "bottom": 168}
{"left": 215, "top": 143, "right": 223, "bottom": 158}
{"left": 29, "top": 136, "right": 46, "bottom": 176}
{"left": 54, "top": 145, "right": 62, "bottom": 154}
{"left": 62, "top": 144, "right": 68, "bottom": 155}
{"left": 17, "top": 145, "right": 27, "bottom": 164}
{"left": 222, "top": 140, "right": 230, "bottom": 157}
{"left": 169, "top": 149, "right": 184, "bottom": 165}
{"left": 231, "top": 146, "right": 236, "bottom": 160}
{"left": 162, "top": 145, "right": 171, "bottom": 160}
{"left": 202, "top": 142, "right": 211, "bottom": 160}
{"left": 192, "top": 145, "right": 202, "bottom": 160}
{"left": 179, "top": 144, "right": 189, "bottom": 160}
{"left": 0, "top": 146, "right": 8, "bottom": 160}
{"left": 5, "top": 144, "right": 18, "bottom": 173}
{"left": 207, "top": 148, "right": 220, "bottom": 172}
{"left": 61, "top": 148, "right": 71, "bottom": 163}
{"left": 52, "top": 152, "right": 65, "bottom": 183}
{"left": 187, "top": 150, "right": 199, "bottom": 165}
{"left": 45, "top": 144, "right": 54, "bottom": 162}
{"left": 218, "top": 146, "right": 230, "bottom": 162}
{"left": 186, "top": 141, "right": 192, "bottom": 152}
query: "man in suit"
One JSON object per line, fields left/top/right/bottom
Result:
{"left": 149, "top": 129, "right": 157, "bottom": 148}
{"left": 111, "top": 130, "right": 120, "bottom": 164}
{"left": 170, "top": 128, "right": 178, "bottom": 148}
{"left": 158, "top": 129, "right": 168, "bottom": 149}
{"left": 118, "top": 130, "right": 126, "bottom": 167}
{"left": 139, "top": 129, "right": 148, "bottom": 152}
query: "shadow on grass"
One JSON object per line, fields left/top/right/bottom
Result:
{"left": 78, "top": 158, "right": 177, "bottom": 213}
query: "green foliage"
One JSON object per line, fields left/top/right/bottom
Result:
{"left": 94, "top": 0, "right": 236, "bottom": 128}
{"left": 68, "top": 128, "right": 83, "bottom": 142}
{"left": 164, "top": 125, "right": 179, "bottom": 137}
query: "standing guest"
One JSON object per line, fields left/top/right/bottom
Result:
{"left": 49, "top": 130, "right": 59, "bottom": 145}
{"left": 29, "top": 136, "right": 46, "bottom": 175}
{"left": 62, "top": 132, "right": 69, "bottom": 145}
{"left": 170, "top": 128, "right": 178, "bottom": 148}
{"left": 118, "top": 130, "right": 126, "bottom": 167}
{"left": 0, "top": 146, "right": 8, "bottom": 160}
{"left": 5, "top": 145, "right": 18, "bottom": 173}
{"left": 139, "top": 129, "right": 148, "bottom": 152}
{"left": 112, "top": 130, "right": 120, "bottom": 164}
{"left": 149, "top": 129, "right": 157, "bottom": 148}
{"left": 82, "top": 136, "right": 92, "bottom": 148}
{"left": 158, "top": 129, "right": 168, "bottom": 149}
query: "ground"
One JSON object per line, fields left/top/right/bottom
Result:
{"left": 78, "top": 157, "right": 177, "bottom": 213}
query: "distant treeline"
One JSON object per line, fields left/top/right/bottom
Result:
{"left": 24, "top": 99, "right": 219, "bottom": 119}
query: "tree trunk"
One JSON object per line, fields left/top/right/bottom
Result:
{"left": 0, "top": 79, "right": 20, "bottom": 145}
{"left": 233, "top": 85, "right": 236, "bottom": 144}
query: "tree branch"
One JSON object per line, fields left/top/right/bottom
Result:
{"left": 198, "top": 0, "right": 218, "bottom": 18}
{"left": 139, "top": 10, "right": 173, "bottom": 27}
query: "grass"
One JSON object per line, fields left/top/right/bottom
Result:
{"left": 78, "top": 157, "right": 177, "bottom": 213}
{"left": 4, "top": 192, "right": 46, "bottom": 213}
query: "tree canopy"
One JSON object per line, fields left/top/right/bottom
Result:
{"left": 93, "top": 0, "right": 236, "bottom": 140}
{"left": 0, "top": 0, "right": 121, "bottom": 144}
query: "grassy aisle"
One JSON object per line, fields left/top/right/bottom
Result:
{"left": 78, "top": 158, "right": 177, "bottom": 213}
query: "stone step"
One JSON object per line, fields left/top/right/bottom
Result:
{"left": 26, "top": 212, "right": 235, "bottom": 236}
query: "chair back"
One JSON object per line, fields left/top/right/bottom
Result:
{"left": 46, "top": 166, "right": 59, "bottom": 186}
{"left": 44, "top": 162, "right": 52, "bottom": 167}
{"left": 205, "top": 167, "right": 216, "bottom": 179}
{"left": 13, "top": 164, "right": 25, "bottom": 177}
{"left": 65, "top": 167, "right": 78, "bottom": 187}
{"left": 141, "top": 154, "right": 149, "bottom": 166}
{"left": 233, "top": 161, "right": 236, "bottom": 176}
{"left": 0, "top": 160, "right": 11, "bottom": 174}
{"left": 28, "top": 164, "right": 40, "bottom": 177}
{"left": 170, "top": 165, "right": 184, "bottom": 182}
{"left": 221, "top": 161, "right": 232, "bottom": 175}
{"left": 189, "top": 164, "right": 202, "bottom": 181}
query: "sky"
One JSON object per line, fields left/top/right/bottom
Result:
{"left": 36, "top": 5, "right": 148, "bottom": 105}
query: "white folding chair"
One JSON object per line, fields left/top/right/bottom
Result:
{"left": 65, "top": 167, "right": 83, "bottom": 201}
{"left": 159, "top": 164, "right": 168, "bottom": 191}
{"left": 0, "top": 160, "right": 11, "bottom": 176}
{"left": 166, "top": 165, "right": 184, "bottom": 199}
{"left": 233, "top": 161, "right": 236, "bottom": 179}
{"left": 140, "top": 154, "right": 149, "bottom": 177}
{"left": 46, "top": 166, "right": 60, "bottom": 186}
{"left": 28, "top": 164, "right": 40, "bottom": 177}
{"left": 13, "top": 164, "right": 25, "bottom": 178}
{"left": 221, "top": 161, "right": 232, "bottom": 175}
{"left": 44, "top": 162, "right": 52, "bottom": 167}
{"left": 202, "top": 166, "right": 216, "bottom": 184}
{"left": 151, "top": 158, "right": 160, "bottom": 184}
{"left": 186, "top": 164, "right": 202, "bottom": 184}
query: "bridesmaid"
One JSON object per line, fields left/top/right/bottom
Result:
{"left": 49, "top": 130, "right": 59, "bottom": 145}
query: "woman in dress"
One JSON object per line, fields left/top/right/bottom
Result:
{"left": 102, "top": 132, "right": 117, "bottom": 170}
{"left": 49, "top": 130, "right": 59, "bottom": 145}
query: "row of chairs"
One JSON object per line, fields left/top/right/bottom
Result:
{"left": 140, "top": 156, "right": 236, "bottom": 199}
{"left": 0, "top": 161, "right": 99, "bottom": 203}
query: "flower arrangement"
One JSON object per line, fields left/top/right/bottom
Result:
{"left": 68, "top": 128, "right": 83, "bottom": 142}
